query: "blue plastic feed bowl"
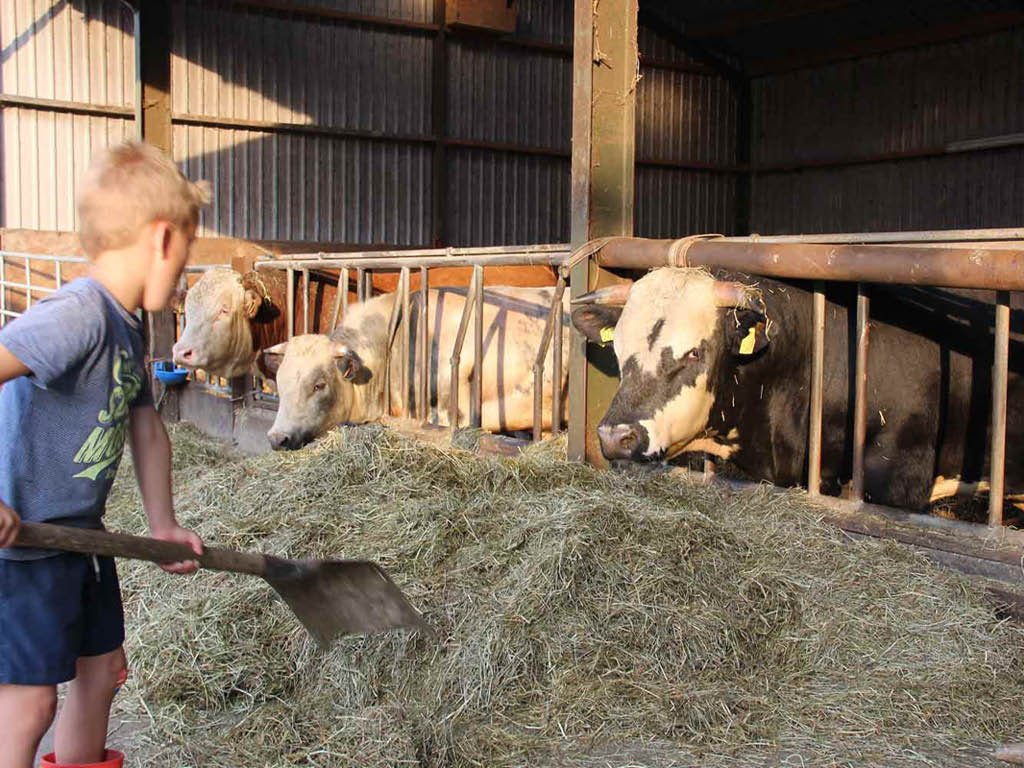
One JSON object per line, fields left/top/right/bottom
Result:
{"left": 153, "top": 360, "right": 189, "bottom": 385}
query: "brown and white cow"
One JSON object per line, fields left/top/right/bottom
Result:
{"left": 572, "top": 267, "right": 1024, "bottom": 511}
{"left": 265, "top": 286, "right": 569, "bottom": 450}
{"left": 172, "top": 269, "right": 286, "bottom": 380}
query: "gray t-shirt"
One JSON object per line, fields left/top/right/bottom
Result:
{"left": 0, "top": 278, "right": 152, "bottom": 560}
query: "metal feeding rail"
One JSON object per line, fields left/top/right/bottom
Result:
{"left": 255, "top": 244, "right": 573, "bottom": 436}
{"left": 0, "top": 251, "right": 87, "bottom": 326}
{"left": 587, "top": 230, "right": 1024, "bottom": 527}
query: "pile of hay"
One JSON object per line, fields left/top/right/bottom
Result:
{"left": 105, "top": 424, "right": 1024, "bottom": 767}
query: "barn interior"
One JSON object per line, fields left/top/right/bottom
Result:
{"left": 4, "top": 1, "right": 1024, "bottom": 765}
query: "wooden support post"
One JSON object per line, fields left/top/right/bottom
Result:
{"left": 138, "top": 0, "right": 177, "bottom": 420}
{"left": 567, "top": 0, "right": 638, "bottom": 466}
{"left": 808, "top": 282, "right": 826, "bottom": 495}
{"left": 989, "top": 291, "right": 1011, "bottom": 526}
{"left": 401, "top": 267, "right": 411, "bottom": 418}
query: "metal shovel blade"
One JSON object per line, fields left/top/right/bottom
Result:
{"left": 263, "top": 555, "right": 428, "bottom": 647}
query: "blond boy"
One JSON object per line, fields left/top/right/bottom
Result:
{"left": 0, "top": 141, "right": 208, "bottom": 768}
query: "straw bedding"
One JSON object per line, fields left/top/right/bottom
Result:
{"left": 104, "top": 423, "right": 1024, "bottom": 767}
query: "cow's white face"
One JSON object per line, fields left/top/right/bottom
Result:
{"left": 265, "top": 335, "right": 361, "bottom": 450}
{"left": 572, "top": 268, "right": 768, "bottom": 461}
{"left": 172, "top": 269, "right": 262, "bottom": 379}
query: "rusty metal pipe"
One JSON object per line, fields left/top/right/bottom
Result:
{"left": 356, "top": 267, "right": 365, "bottom": 303}
{"left": 808, "top": 282, "right": 826, "bottom": 496}
{"left": 552, "top": 277, "right": 565, "bottom": 434}
{"left": 328, "top": 269, "right": 345, "bottom": 333}
{"left": 989, "top": 292, "right": 1011, "bottom": 526}
{"left": 449, "top": 268, "right": 480, "bottom": 436}
{"left": 471, "top": 265, "right": 484, "bottom": 429}
{"left": 419, "top": 267, "right": 429, "bottom": 422}
{"left": 851, "top": 285, "right": 870, "bottom": 502}
{"left": 301, "top": 268, "right": 310, "bottom": 333}
{"left": 592, "top": 237, "right": 1024, "bottom": 291}
{"left": 532, "top": 276, "right": 567, "bottom": 442}
{"left": 400, "top": 268, "right": 411, "bottom": 418}
{"left": 286, "top": 268, "right": 295, "bottom": 340}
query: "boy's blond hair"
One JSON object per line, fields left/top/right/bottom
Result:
{"left": 76, "top": 140, "right": 211, "bottom": 256}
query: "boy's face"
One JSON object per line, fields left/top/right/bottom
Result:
{"left": 142, "top": 220, "right": 195, "bottom": 311}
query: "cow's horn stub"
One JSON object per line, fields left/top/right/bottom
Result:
{"left": 264, "top": 342, "right": 289, "bottom": 356}
{"left": 570, "top": 282, "right": 633, "bottom": 307}
{"left": 713, "top": 281, "right": 761, "bottom": 310}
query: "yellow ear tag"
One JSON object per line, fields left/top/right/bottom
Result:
{"left": 600, "top": 327, "right": 615, "bottom": 344}
{"left": 738, "top": 326, "right": 757, "bottom": 355}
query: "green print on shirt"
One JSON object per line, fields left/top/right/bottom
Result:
{"left": 73, "top": 349, "right": 144, "bottom": 481}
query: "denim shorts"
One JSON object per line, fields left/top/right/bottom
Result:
{"left": 0, "top": 553, "right": 125, "bottom": 685}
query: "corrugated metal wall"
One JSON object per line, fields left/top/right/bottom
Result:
{"left": 750, "top": 27, "right": 1024, "bottom": 233}
{"left": 2, "top": 0, "right": 738, "bottom": 245}
{"left": 0, "top": 0, "right": 136, "bottom": 232}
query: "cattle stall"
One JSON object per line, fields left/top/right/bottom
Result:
{"left": 569, "top": 229, "right": 1024, "bottom": 601}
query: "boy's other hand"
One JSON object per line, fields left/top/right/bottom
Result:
{"left": 0, "top": 501, "right": 20, "bottom": 548}
{"left": 151, "top": 524, "right": 204, "bottom": 574}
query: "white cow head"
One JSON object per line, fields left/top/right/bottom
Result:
{"left": 263, "top": 335, "right": 374, "bottom": 450}
{"left": 571, "top": 268, "right": 769, "bottom": 461}
{"left": 172, "top": 269, "right": 267, "bottom": 379}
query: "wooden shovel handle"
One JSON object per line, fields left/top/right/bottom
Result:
{"left": 14, "top": 522, "right": 267, "bottom": 577}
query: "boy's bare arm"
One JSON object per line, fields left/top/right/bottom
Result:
{"left": 0, "top": 344, "right": 26, "bottom": 546}
{"left": 0, "top": 343, "right": 30, "bottom": 385}
{"left": 129, "top": 404, "right": 203, "bottom": 573}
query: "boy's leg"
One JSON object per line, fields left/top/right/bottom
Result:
{"left": 53, "top": 647, "right": 125, "bottom": 764}
{"left": 0, "top": 684, "right": 58, "bottom": 768}
{"left": 53, "top": 554, "right": 126, "bottom": 764}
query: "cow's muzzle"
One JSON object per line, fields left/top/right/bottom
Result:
{"left": 267, "top": 431, "right": 311, "bottom": 451}
{"left": 597, "top": 422, "right": 649, "bottom": 460}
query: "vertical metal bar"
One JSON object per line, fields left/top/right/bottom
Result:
{"left": 24, "top": 257, "right": 32, "bottom": 309}
{"left": 851, "top": 284, "right": 870, "bottom": 501}
{"left": 552, "top": 275, "right": 565, "bottom": 434}
{"left": 356, "top": 267, "right": 365, "bottom": 302}
{"left": 808, "top": 281, "right": 826, "bottom": 496}
{"left": 419, "top": 267, "right": 429, "bottom": 422}
{"left": 328, "top": 269, "right": 345, "bottom": 333}
{"left": 449, "top": 267, "right": 480, "bottom": 436}
{"left": 401, "top": 267, "right": 411, "bottom": 418}
{"left": 364, "top": 269, "right": 373, "bottom": 300}
{"left": 989, "top": 291, "right": 1011, "bottom": 526}
{"left": 56, "top": 261, "right": 63, "bottom": 289}
{"left": 286, "top": 268, "right": 295, "bottom": 340}
{"left": 383, "top": 277, "right": 404, "bottom": 417}
{"left": 471, "top": 265, "right": 484, "bottom": 428}
{"left": 301, "top": 268, "right": 310, "bottom": 334}
{"left": 341, "top": 267, "right": 349, "bottom": 317}
{"left": 533, "top": 277, "right": 566, "bottom": 442}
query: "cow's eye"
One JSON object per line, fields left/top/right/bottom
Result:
{"left": 686, "top": 348, "right": 700, "bottom": 361}
{"left": 218, "top": 306, "right": 230, "bottom": 317}
{"left": 312, "top": 381, "right": 326, "bottom": 393}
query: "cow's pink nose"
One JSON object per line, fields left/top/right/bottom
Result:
{"left": 174, "top": 345, "right": 195, "bottom": 363}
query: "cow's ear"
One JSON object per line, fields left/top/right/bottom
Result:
{"left": 171, "top": 287, "right": 188, "bottom": 314}
{"left": 727, "top": 309, "right": 770, "bottom": 358}
{"left": 332, "top": 344, "right": 369, "bottom": 384}
{"left": 243, "top": 288, "right": 262, "bottom": 319}
{"left": 262, "top": 341, "right": 287, "bottom": 377}
{"left": 572, "top": 306, "right": 622, "bottom": 346}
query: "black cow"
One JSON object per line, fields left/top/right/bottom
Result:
{"left": 571, "top": 267, "right": 1024, "bottom": 510}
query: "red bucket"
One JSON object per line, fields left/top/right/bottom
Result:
{"left": 39, "top": 750, "right": 124, "bottom": 768}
